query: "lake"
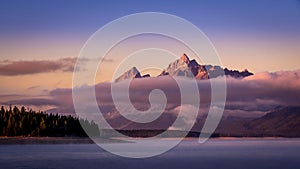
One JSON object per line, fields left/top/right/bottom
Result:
{"left": 0, "top": 138, "right": 299, "bottom": 169}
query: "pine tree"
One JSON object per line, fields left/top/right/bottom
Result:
{"left": 0, "top": 105, "right": 100, "bottom": 137}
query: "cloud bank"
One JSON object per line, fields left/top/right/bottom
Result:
{"left": 2, "top": 70, "right": 300, "bottom": 120}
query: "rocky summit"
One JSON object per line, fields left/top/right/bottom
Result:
{"left": 115, "top": 53, "right": 253, "bottom": 82}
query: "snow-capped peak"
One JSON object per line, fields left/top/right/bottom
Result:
{"left": 114, "top": 67, "right": 141, "bottom": 82}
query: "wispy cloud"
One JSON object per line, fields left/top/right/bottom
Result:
{"left": 0, "top": 57, "right": 80, "bottom": 76}
{"left": 26, "top": 85, "right": 41, "bottom": 90}
{"left": 102, "top": 58, "right": 114, "bottom": 62}
{"left": 3, "top": 98, "right": 59, "bottom": 107}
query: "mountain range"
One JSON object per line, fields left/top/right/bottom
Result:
{"left": 115, "top": 53, "right": 253, "bottom": 82}
{"left": 107, "top": 54, "right": 300, "bottom": 137}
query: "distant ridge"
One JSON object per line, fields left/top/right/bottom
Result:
{"left": 105, "top": 106, "right": 300, "bottom": 137}
{"left": 115, "top": 53, "right": 253, "bottom": 82}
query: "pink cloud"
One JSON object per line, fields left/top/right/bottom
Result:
{"left": 3, "top": 70, "right": 300, "bottom": 119}
{"left": 0, "top": 57, "right": 78, "bottom": 76}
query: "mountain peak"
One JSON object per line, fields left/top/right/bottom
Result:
{"left": 115, "top": 53, "right": 253, "bottom": 82}
{"left": 131, "top": 66, "right": 139, "bottom": 74}
{"left": 114, "top": 66, "right": 141, "bottom": 82}
{"left": 180, "top": 53, "right": 190, "bottom": 64}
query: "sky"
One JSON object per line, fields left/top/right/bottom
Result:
{"left": 0, "top": 0, "right": 299, "bottom": 115}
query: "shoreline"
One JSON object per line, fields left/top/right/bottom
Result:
{"left": 0, "top": 136, "right": 299, "bottom": 145}
{"left": 0, "top": 137, "right": 93, "bottom": 145}
{"left": 0, "top": 136, "right": 129, "bottom": 145}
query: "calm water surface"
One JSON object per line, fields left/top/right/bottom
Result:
{"left": 0, "top": 138, "right": 299, "bottom": 169}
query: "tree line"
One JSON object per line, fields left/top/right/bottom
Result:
{"left": 0, "top": 105, "right": 100, "bottom": 137}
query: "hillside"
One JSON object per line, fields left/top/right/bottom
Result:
{"left": 244, "top": 106, "right": 300, "bottom": 137}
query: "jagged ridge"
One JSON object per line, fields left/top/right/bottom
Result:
{"left": 115, "top": 53, "right": 253, "bottom": 82}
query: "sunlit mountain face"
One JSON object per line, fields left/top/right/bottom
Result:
{"left": 115, "top": 53, "right": 253, "bottom": 82}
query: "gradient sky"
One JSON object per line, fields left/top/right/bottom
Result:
{"left": 1, "top": 0, "right": 299, "bottom": 67}
{"left": 0, "top": 0, "right": 300, "bottom": 107}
